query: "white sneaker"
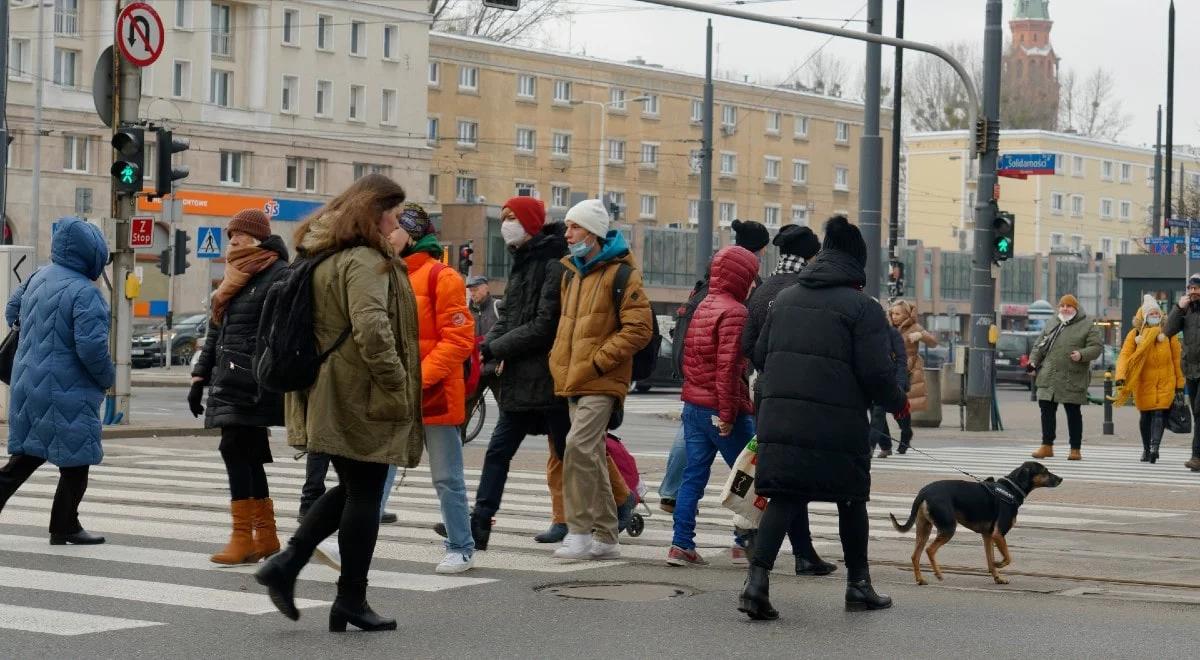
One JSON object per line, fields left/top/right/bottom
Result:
{"left": 552, "top": 533, "right": 593, "bottom": 559}
{"left": 314, "top": 539, "right": 341, "bottom": 571}
{"left": 588, "top": 538, "right": 621, "bottom": 560}
{"left": 435, "top": 552, "right": 475, "bottom": 574}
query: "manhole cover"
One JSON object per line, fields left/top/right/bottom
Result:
{"left": 536, "top": 582, "right": 698, "bottom": 602}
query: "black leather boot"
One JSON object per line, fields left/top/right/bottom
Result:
{"left": 470, "top": 512, "right": 492, "bottom": 551}
{"left": 738, "top": 565, "right": 779, "bottom": 621}
{"left": 1150, "top": 413, "right": 1164, "bottom": 464}
{"left": 1140, "top": 450, "right": 1151, "bottom": 462}
{"left": 795, "top": 555, "right": 837, "bottom": 576}
{"left": 254, "top": 543, "right": 310, "bottom": 621}
{"left": 329, "top": 578, "right": 396, "bottom": 632}
{"left": 49, "top": 530, "right": 105, "bottom": 545}
{"left": 845, "top": 578, "right": 893, "bottom": 611}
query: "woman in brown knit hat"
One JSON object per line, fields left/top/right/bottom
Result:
{"left": 190, "top": 208, "right": 291, "bottom": 565}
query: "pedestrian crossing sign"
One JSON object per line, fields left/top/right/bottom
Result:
{"left": 196, "top": 227, "right": 222, "bottom": 259}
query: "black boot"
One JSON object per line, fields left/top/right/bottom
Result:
{"left": 1140, "top": 450, "right": 1151, "bottom": 462}
{"left": 795, "top": 555, "right": 837, "bottom": 576}
{"left": 738, "top": 565, "right": 779, "bottom": 621}
{"left": 49, "top": 530, "right": 105, "bottom": 545}
{"left": 470, "top": 512, "right": 492, "bottom": 551}
{"left": 1150, "top": 413, "right": 1164, "bottom": 464}
{"left": 845, "top": 578, "right": 892, "bottom": 611}
{"left": 329, "top": 578, "right": 396, "bottom": 632}
{"left": 254, "top": 543, "right": 310, "bottom": 621}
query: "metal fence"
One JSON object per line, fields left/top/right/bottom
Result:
{"left": 1055, "top": 260, "right": 1088, "bottom": 300}
{"left": 940, "top": 251, "right": 972, "bottom": 300}
{"left": 642, "top": 227, "right": 699, "bottom": 288}
{"left": 1001, "top": 257, "right": 1035, "bottom": 302}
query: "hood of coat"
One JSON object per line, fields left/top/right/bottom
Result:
{"left": 708, "top": 246, "right": 760, "bottom": 300}
{"left": 260, "top": 235, "right": 290, "bottom": 262}
{"left": 51, "top": 217, "right": 108, "bottom": 280}
{"left": 890, "top": 300, "right": 919, "bottom": 331}
{"left": 514, "top": 221, "right": 568, "bottom": 262}
{"left": 796, "top": 249, "right": 865, "bottom": 289}
{"left": 570, "top": 229, "right": 630, "bottom": 275}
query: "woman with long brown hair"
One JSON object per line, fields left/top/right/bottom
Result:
{"left": 255, "top": 174, "right": 423, "bottom": 633}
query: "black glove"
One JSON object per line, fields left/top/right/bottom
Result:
{"left": 187, "top": 382, "right": 205, "bottom": 418}
{"left": 1115, "top": 379, "right": 1125, "bottom": 388}
{"left": 480, "top": 343, "right": 495, "bottom": 363}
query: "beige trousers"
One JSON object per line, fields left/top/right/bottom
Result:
{"left": 562, "top": 395, "right": 619, "bottom": 543}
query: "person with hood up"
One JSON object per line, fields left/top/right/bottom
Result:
{"left": 1115, "top": 295, "right": 1184, "bottom": 463}
{"left": 0, "top": 218, "right": 114, "bottom": 545}
{"left": 739, "top": 216, "right": 908, "bottom": 621}
{"left": 1029, "top": 294, "right": 1103, "bottom": 461}
{"left": 189, "top": 209, "right": 291, "bottom": 565}
{"left": 549, "top": 199, "right": 653, "bottom": 560}
{"left": 887, "top": 300, "right": 937, "bottom": 453}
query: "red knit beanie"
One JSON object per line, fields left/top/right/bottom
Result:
{"left": 503, "top": 197, "right": 545, "bottom": 237}
{"left": 227, "top": 208, "right": 271, "bottom": 241}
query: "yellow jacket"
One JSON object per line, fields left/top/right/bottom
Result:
{"left": 1115, "top": 328, "right": 1184, "bottom": 412}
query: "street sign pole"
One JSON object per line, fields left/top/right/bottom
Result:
{"left": 164, "top": 198, "right": 178, "bottom": 368}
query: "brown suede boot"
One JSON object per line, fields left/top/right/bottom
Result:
{"left": 1185, "top": 457, "right": 1200, "bottom": 471}
{"left": 253, "top": 498, "right": 281, "bottom": 560}
{"left": 1068, "top": 448, "right": 1082, "bottom": 461}
{"left": 1031, "top": 444, "right": 1054, "bottom": 459}
{"left": 211, "top": 499, "right": 259, "bottom": 565}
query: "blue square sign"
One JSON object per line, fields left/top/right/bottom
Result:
{"left": 196, "top": 227, "right": 223, "bottom": 259}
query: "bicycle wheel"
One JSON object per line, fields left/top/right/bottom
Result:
{"left": 463, "top": 395, "right": 486, "bottom": 444}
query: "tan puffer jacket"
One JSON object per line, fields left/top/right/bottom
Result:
{"left": 889, "top": 300, "right": 938, "bottom": 412}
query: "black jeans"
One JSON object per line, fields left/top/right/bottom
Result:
{"left": 869, "top": 406, "right": 892, "bottom": 451}
{"left": 220, "top": 427, "right": 270, "bottom": 501}
{"left": 291, "top": 456, "right": 389, "bottom": 584}
{"left": 1138, "top": 410, "right": 1168, "bottom": 452}
{"left": 1038, "top": 399, "right": 1083, "bottom": 449}
{"left": 0, "top": 454, "right": 89, "bottom": 535}
{"left": 751, "top": 495, "right": 870, "bottom": 582}
{"left": 474, "top": 407, "right": 570, "bottom": 519}
{"left": 299, "top": 452, "right": 332, "bottom": 515}
{"left": 1188, "top": 378, "right": 1200, "bottom": 458}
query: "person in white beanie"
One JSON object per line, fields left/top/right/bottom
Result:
{"left": 1115, "top": 294, "right": 1184, "bottom": 463}
{"left": 547, "top": 199, "right": 653, "bottom": 560}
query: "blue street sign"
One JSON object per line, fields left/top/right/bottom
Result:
{"left": 997, "top": 153, "right": 1055, "bottom": 174}
{"left": 1145, "top": 236, "right": 1185, "bottom": 255}
{"left": 196, "top": 226, "right": 223, "bottom": 258}
{"left": 1190, "top": 249, "right": 1200, "bottom": 260}
{"left": 1167, "top": 217, "right": 1200, "bottom": 230}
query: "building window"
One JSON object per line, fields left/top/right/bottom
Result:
{"left": 688, "top": 199, "right": 700, "bottom": 224}
{"left": 274, "top": 75, "right": 301, "bottom": 117}
{"left": 1070, "top": 194, "right": 1084, "bottom": 216}
{"left": 456, "top": 176, "right": 477, "bottom": 202}
{"left": 54, "top": 0, "right": 78, "bottom": 36}
{"left": 211, "top": 3, "right": 232, "bottom": 57}
{"left": 721, "top": 105, "right": 737, "bottom": 127}
{"left": 428, "top": 174, "right": 438, "bottom": 200}
{"left": 1050, "top": 233, "right": 1064, "bottom": 248}
{"left": 608, "top": 140, "right": 626, "bottom": 164}
{"left": 62, "top": 135, "right": 88, "bottom": 172}
{"left": 1072, "top": 155, "right": 1084, "bottom": 177}
{"left": 315, "top": 80, "right": 331, "bottom": 117}
{"left": 282, "top": 9, "right": 299, "bottom": 45}
{"left": 459, "top": 66, "right": 479, "bottom": 91}
{"left": 350, "top": 21, "right": 365, "bottom": 56}
{"left": 691, "top": 99, "right": 703, "bottom": 123}
{"left": 792, "top": 160, "right": 809, "bottom": 185}
{"left": 317, "top": 14, "right": 333, "bottom": 50}
{"left": 457, "top": 120, "right": 479, "bottom": 147}
{"left": 383, "top": 25, "right": 398, "bottom": 59}
{"left": 763, "top": 205, "right": 781, "bottom": 227}
{"left": 515, "top": 182, "right": 536, "bottom": 198}
{"left": 1100, "top": 237, "right": 1112, "bottom": 258}
{"left": 1119, "top": 239, "right": 1131, "bottom": 254}
{"left": 1071, "top": 235, "right": 1083, "bottom": 253}
{"left": 1050, "top": 192, "right": 1064, "bottom": 214}
{"left": 516, "top": 128, "right": 536, "bottom": 153}
{"left": 210, "top": 69, "right": 232, "bottom": 107}
{"left": 517, "top": 74, "right": 536, "bottom": 99}
{"left": 642, "top": 93, "right": 659, "bottom": 116}
{"left": 427, "top": 117, "right": 439, "bottom": 145}
{"left": 552, "top": 133, "right": 571, "bottom": 157}
{"left": 791, "top": 206, "right": 810, "bottom": 226}
{"left": 766, "top": 111, "right": 781, "bottom": 134}
{"left": 1120, "top": 162, "right": 1132, "bottom": 183}
{"left": 610, "top": 88, "right": 627, "bottom": 110}
{"left": 52, "top": 48, "right": 78, "bottom": 86}
{"left": 175, "top": 0, "right": 193, "bottom": 29}
{"left": 720, "top": 152, "right": 737, "bottom": 176}
{"left": 764, "top": 157, "right": 781, "bottom": 182}
{"left": 640, "top": 143, "right": 659, "bottom": 167}
{"left": 349, "top": 84, "right": 365, "bottom": 121}
{"left": 640, "top": 195, "right": 657, "bottom": 219}
{"left": 835, "top": 121, "right": 850, "bottom": 143}
{"left": 220, "top": 151, "right": 244, "bottom": 185}
{"left": 285, "top": 158, "right": 298, "bottom": 191}
{"left": 381, "top": 89, "right": 397, "bottom": 125}
{"left": 551, "top": 185, "right": 570, "bottom": 209}
{"left": 1101, "top": 160, "right": 1114, "bottom": 181}
{"left": 9, "top": 39, "right": 31, "bottom": 79}
{"left": 834, "top": 166, "right": 850, "bottom": 191}
{"left": 1119, "top": 200, "right": 1132, "bottom": 221}
{"left": 606, "top": 192, "right": 626, "bottom": 216}
{"left": 1100, "top": 198, "right": 1114, "bottom": 219}
{"left": 553, "top": 80, "right": 572, "bottom": 103}
{"left": 719, "top": 202, "right": 737, "bottom": 227}
{"left": 794, "top": 115, "right": 809, "bottom": 138}
{"left": 303, "top": 159, "right": 319, "bottom": 192}
{"left": 428, "top": 61, "right": 440, "bottom": 86}
{"left": 171, "top": 60, "right": 191, "bottom": 98}
{"left": 1053, "top": 152, "right": 1065, "bottom": 175}
{"left": 689, "top": 149, "right": 701, "bottom": 174}
{"left": 353, "top": 163, "right": 390, "bottom": 180}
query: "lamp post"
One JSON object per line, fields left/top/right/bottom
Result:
{"left": 572, "top": 96, "right": 649, "bottom": 202}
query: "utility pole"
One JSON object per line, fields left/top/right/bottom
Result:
{"left": 888, "top": 0, "right": 905, "bottom": 258}
{"left": 1164, "top": 1, "right": 1175, "bottom": 226}
{"left": 1152, "top": 105, "right": 1162, "bottom": 237}
{"left": 0, "top": 0, "right": 9, "bottom": 220}
{"left": 163, "top": 199, "right": 177, "bottom": 368}
{"left": 31, "top": 0, "right": 44, "bottom": 261}
{"left": 965, "top": 0, "right": 1003, "bottom": 432}
{"left": 110, "top": 1, "right": 141, "bottom": 424}
{"left": 696, "top": 19, "right": 714, "bottom": 280}
{"left": 860, "top": 0, "right": 883, "bottom": 298}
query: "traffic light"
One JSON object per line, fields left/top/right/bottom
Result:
{"left": 153, "top": 129, "right": 190, "bottom": 199}
{"left": 173, "top": 229, "right": 190, "bottom": 274}
{"left": 110, "top": 126, "right": 144, "bottom": 194}
{"left": 887, "top": 260, "right": 905, "bottom": 298}
{"left": 993, "top": 210, "right": 1015, "bottom": 262}
{"left": 157, "top": 248, "right": 171, "bottom": 275}
{"left": 458, "top": 242, "right": 474, "bottom": 276}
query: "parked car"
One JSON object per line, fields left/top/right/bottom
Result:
{"left": 131, "top": 313, "right": 209, "bottom": 368}
{"left": 995, "top": 331, "right": 1040, "bottom": 388}
{"left": 1092, "top": 344, "right": 1119, "bottom": 373}
{"left": 920, "top": 345, "right": 950, "bottom": 370}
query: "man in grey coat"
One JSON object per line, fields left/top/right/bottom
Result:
{"left": 1029, "top": 294, "right": 1103, "bottom": 461}
{"left": 1163, "top": 273, "right": 1200, "bottom": 471}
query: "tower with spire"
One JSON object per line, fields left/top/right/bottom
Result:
{"left": 1001, "top": 0, "right": 1060, "bottom": 130}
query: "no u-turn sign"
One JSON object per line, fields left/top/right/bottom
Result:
{"left": 117, "top": 2, "right": 165, "bottom": 68}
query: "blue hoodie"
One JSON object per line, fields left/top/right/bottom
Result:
{"left": 572, "top": 229, "right": 630, "bottom": 276}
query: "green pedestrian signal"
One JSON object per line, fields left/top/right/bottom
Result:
{"left": 119, "top": 164, "right": 136, "bottom": 184}
{"left": 992, "top": 211, "right": 1015, "bottom": 263}
{"left": 110, "top": 126, "right": 144, "bottom": 193}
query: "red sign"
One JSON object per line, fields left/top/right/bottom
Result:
{"left": 993, "top": 183, "right": 1001, "bottom": 201}
{"left": 130, "top": 216, "right": 154, "bottom": 248}
{"left": 116, "top": 2, "right": 165, "bottom": 68}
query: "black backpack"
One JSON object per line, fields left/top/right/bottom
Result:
{"left": 670, "top": 279, "right": 708, "bottom": 378}
{"left": 564, "top": 262, "right": 661, "bottom": 383}
{"left": 254, "top": 251, "right": 351, "bottom": 393}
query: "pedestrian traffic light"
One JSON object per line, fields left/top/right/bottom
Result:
{"left": 993, "top": 210, "right": 1015, "bottom": 263}
{"left": 458, "top": 243, "right": 474, "bottom": 275}
{"left": 153, "top": 129, "right": 190, "bottom": 199}
{"left": 110, "top": 126, "right": 144, "bottom": 194}
{"left": 888, "top": 260, "right": 905, "bottom": 298}
{"left": 173, "top": 229, "right": 190, "bottom": 275}
{"left": 157, "top": 247, "right": 171, "bottom": 275}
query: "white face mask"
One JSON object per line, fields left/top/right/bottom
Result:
{"left": 500, "top": 220, "right": 528, "bottom": 246}
{"left": 1058, "top": 312, "right": 1075, "bottom": 323}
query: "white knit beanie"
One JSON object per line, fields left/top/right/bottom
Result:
{"left": 565, "top": 199, "right": 611, "bottom": 239}
{"left": 1141, "top": 294, "right": 1161, "bottom": 320}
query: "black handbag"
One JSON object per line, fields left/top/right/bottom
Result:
{"left": 0, "top": 323, "right": 19, "bottom": 385}
{"left": 1168, "top": 392, "right": 1192, "bottom": 434}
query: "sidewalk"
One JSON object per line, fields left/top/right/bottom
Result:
{"left": 131, "top": 365, "right": 193, "bottom": 388}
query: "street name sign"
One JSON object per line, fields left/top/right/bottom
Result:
{"left": 997, "top": 153, "right": 1055, "bottom": 179}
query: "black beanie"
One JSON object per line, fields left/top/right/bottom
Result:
{"left": 732, "top": 219, "right": 770, "bottom": 253}
{"left": 773, "top": 224, "right": 820, "bottom": 259}
{"left": 821, "top": 215, "right": 867, "bottom": 266}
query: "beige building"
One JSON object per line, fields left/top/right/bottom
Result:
{"left": 5, "top": 0, "right": 430, "bottom": 319}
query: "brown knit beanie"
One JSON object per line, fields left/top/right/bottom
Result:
{"left": 227, "top": 208, "right": 271, "bottom": 241}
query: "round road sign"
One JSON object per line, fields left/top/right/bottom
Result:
{"left": 116, "top": 2, "right": 165, "bottom": 68}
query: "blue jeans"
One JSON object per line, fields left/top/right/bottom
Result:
{"left": 658, "top": 425, "right": 687, "bottom": 500}
{"left": 380, "top": 425, "right": 474, "bottom": 555}
{"left": 671, "top": 403, "right": 755, "bottom": 550}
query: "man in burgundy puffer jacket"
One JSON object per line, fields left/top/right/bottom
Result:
{"left": 667, "top": 246, "right": 761, "bottom": 566}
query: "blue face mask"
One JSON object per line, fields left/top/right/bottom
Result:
{"left": 569, "top": 239, "right": 592, "bottom": 259}
{"left": 1147, "top": 316, "right": 1162, "bottom": 326}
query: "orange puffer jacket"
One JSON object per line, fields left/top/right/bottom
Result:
{"left": 404, "top": 252, "right": 476, "bottom": 425}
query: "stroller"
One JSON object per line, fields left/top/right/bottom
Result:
{"left": 607, "top": 433, "right": 651, "bottom": 537}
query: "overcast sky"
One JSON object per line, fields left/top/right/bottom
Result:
{"left": 544, "top": 0, "right": 1198, "bottom": 148}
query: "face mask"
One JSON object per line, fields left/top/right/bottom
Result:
{"left": 569, "top": 239, "right": 592, "bottom": 259}
{"left": 500, "top": 221, "right": 528, "bottom": 246}
{"left": 1058, "top": 312, "right": 1075, "bottom": 323}
{"left": 1147, "top": 316, "right": 1162, "bottom": 326}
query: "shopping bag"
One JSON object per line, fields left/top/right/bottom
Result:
{"left": 720, "top": 437, "right": 768, "bottom": 526}
{"left": 1168, "top": 392, "right": 1192, "bottom": 434}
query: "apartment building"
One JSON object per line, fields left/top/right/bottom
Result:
{"left": 4, "top": 0, "right": 430, "bottom": 316}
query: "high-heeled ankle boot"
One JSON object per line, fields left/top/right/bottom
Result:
{"left": 845, "top": 578, "right": 893, "bottom": 611}
{"left": 329, "top": 578, "right": 396, "bottom": 632}
{"left": 738, "top": 565, "right": 779, "bottom": 621}
{"left": 254, "top": 542, "right": 310, "bottom": 621}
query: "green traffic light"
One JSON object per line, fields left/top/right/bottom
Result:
{"left": 997, "top": 238, "right": 1010, "bottom": 251}
{"left": 119, "top": 164, "right": 136, "bottom": 184}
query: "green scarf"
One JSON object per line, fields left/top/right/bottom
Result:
{"left": 404, "top": 234, "right": 443, "bottom": 260}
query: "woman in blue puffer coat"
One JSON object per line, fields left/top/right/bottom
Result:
{"left": 0, "top": 217, "right": 114, "bottom": 545}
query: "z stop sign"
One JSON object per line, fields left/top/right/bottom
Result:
{"left": 116, "top": 2, "right": 165, "bottom": 68}
{"left": 130, "top": 216, "right": 154, "bottom": 248}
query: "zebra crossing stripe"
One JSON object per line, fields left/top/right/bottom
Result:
{"left": 0, "top": 605, "right": 163, "bottom": 636}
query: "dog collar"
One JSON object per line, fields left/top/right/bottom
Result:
{"left": 997, "top": 477, "right": 1028, "bottom": 503}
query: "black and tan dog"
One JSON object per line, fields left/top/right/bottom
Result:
{"left": 889, "top": 461, "right": 1063, "bottom": 585}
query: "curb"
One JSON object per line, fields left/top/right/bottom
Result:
{"left": 131, "top": 379, "right": 192, "bottom": 388}
{"left": 102, "top": 426, "right": 219, "bottom": 439}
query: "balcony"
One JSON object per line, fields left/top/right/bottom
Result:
{"left": 54, "top": 5, "right": 78, "bottom": 36}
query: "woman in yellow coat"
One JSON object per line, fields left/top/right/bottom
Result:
{"left": 1115, "top": 295, "right": 1185, "bottom": 463}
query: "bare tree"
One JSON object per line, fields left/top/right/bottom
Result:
{"left": 902, "top": 41, "right": 982, "bottom": 132}
{"left": 429, "top": 0, "right": 569, "bottom": 45}
{"left": 1058, "top": 67, "right": 1132, "bottom": 140}
{"left": 790, "top": 51, "right": 851, "bottom": 98}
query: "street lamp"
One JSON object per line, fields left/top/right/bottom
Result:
{"left": 571, "top": 96, "right": 650, "bottom": 201}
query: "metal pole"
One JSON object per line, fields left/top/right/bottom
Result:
{"left": 0, "top": 0, "right": 9, "bottom": 221}
{"left": 1102, "top": 372, "right": 1113, "bottom": 435}
{"left": 965, "top": 0, "right": 1003, "bottom": 431}
{"left": 110, "top": 0, "right": 140, "bottom": 425}
{"left": 860, "top": 0, "right": 883, "bottom": 298}
{"left": 1152, "top": 106, "right": 1162, "bottom": 237}
{"left": 31, "top": 0, "right": 44, "bottom": 261}
{"left": 164, "top": 203, "right": 176, "bottom": 368}
{"left": 598, "top": 106, "right": 607, "bottom": 200}
{"left": 1164, "top": 1, "right": 1175, "bottom": 226}
{"left": 888, "top": 0, "right": 904, "bottom": 259}
{"left": 697, "top": 19, "right": 714, "bottom": 280}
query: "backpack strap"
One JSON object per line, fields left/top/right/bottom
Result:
{"left": 611, "top": 262, "right": 632, "bottom": 329}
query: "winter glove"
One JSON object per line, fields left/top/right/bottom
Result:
{"left": 895, "top": 400, "right": 912, "bottom": 420}
{"left": 1115, "top": 379, "right": 1125, "bottom": 388}
{"left": 480, "top": 343, "right": 495, "bottom": 363}
{"left": 187, "top": 382, "right": 205, "bottom": 418}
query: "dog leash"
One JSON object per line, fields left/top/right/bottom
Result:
{"left": 892, "top": 443, "right": 988, "bottom": 484}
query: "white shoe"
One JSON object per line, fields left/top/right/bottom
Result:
{"left": 314, "top": 539, "right": 341, "bottom": 571}
{"left": 588, "top": 538, "right": 621, "bottom": 560}
{"left": 435, "top": 552, "right": 475, "bottom": 574}
{"left": 552, "top": 533, "right": 593, "bottom": 559}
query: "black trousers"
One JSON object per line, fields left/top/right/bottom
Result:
{"left": 1038, "top": 399, "right": 1083, "bottom": 449}
{"left": 1187, "top": 378, "right": 1200, "bottom": 458}
{"left": 1138, "top": 410, "right": 1168, "bottom": 452}
{"left": 474, "top": 406, "right": 570, "bottom": 519}
{"left": 0, "top": 454, "right": 89, "bottom": 535}
{"left": 219, "top": 426, "right": 270, "bottom": 501}
{"left": 751, "top": 495, "right": 870, "bottom": 582}
{"left": 299, "top": 452, "right": 332, "bottom": 515}
{"left": 291, "top": 456, "right": 389, "bottom": 584}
